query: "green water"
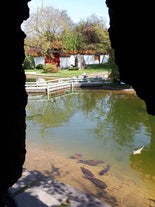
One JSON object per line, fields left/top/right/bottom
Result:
{"left": 26, "top": 89, "right": 155, "bottom": 202}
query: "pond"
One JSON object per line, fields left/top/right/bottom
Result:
{"left": 24, "top": 89, "right": 155, "bottom": 207}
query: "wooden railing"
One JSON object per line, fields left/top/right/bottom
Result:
{"left": 25, "top": 77, "right": 105, "bottom": 98}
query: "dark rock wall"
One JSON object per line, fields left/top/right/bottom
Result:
{"left": 106, "top": 0, "right": 155, "bottom": 115}
{"left": 0, "top": 0, "right": 29, "bottom": 201}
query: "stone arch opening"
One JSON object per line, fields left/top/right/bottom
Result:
{"left": 1, "top": 0, "right": 154, "bottom": 206}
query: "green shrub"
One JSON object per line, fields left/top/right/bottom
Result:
{"left": 23, "top": 55, "right": 35, "bottom": 69}
{"left": 108, "top": 52, "right": 120, "bottom": 82}
{"left": 44, "top": 64, "right": 59, "bottom": 73}
{"left": 36, "top": 64, "right": 44, "bottom": 69}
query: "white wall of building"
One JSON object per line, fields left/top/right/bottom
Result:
{"left": 33, "top": 55, "right": 109, "bottom": 69}
{"left": 60, "top": 55, "right": 109, "bottom": 68}
{"left": 34, "top": 57, "right": 45, "bottom": 67}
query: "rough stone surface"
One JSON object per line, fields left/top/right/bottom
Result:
{"left": 106, "top": 0, "right": 155, "bottom": 115}
{"left": 10, "top": 169, "right": 111, "bottom": 207}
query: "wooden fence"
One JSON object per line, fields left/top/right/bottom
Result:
{"left": 25, "top": 77, "right": 105, "bottom": 99}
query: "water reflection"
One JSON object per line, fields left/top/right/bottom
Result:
{"left": 26, "top": 89, "right": 155, "bottom": 197}
{"left": 129, "top": 116, "right": 155, "bottom": 185}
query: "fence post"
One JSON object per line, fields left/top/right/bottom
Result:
{"left": 47, "top": 83, "right": 50, "bottom": 100}
{"left": 71, "top": 80, "right": 74, "bottom": 92}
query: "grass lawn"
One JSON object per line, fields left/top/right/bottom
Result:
{"left": 25, "top": 63, "right": 132, "bottom": 89}
{"left": 25, "top": 63, "right": 111, "bottom": 78}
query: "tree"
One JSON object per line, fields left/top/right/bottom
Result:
{"left": 22, "top": 6, "right": 73, "bottom": 59}
{"left": 61, "top": 29, "right": 86, "bottom": 68}
{"left": 75, "top": 14, "right": 111, "bottom": 55}
{"left": 61, "top": 15, "right": 111, "bottom": 69}
{"left": 62, "top": 30, "right": 83, "bottom": 52}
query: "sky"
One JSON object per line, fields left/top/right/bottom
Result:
{"left": 28, "top": 0, "right": 110, "bottom": 28}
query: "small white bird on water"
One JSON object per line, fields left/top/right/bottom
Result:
{"left": 133, "top": 145, "right": 144, "bottom": 155}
